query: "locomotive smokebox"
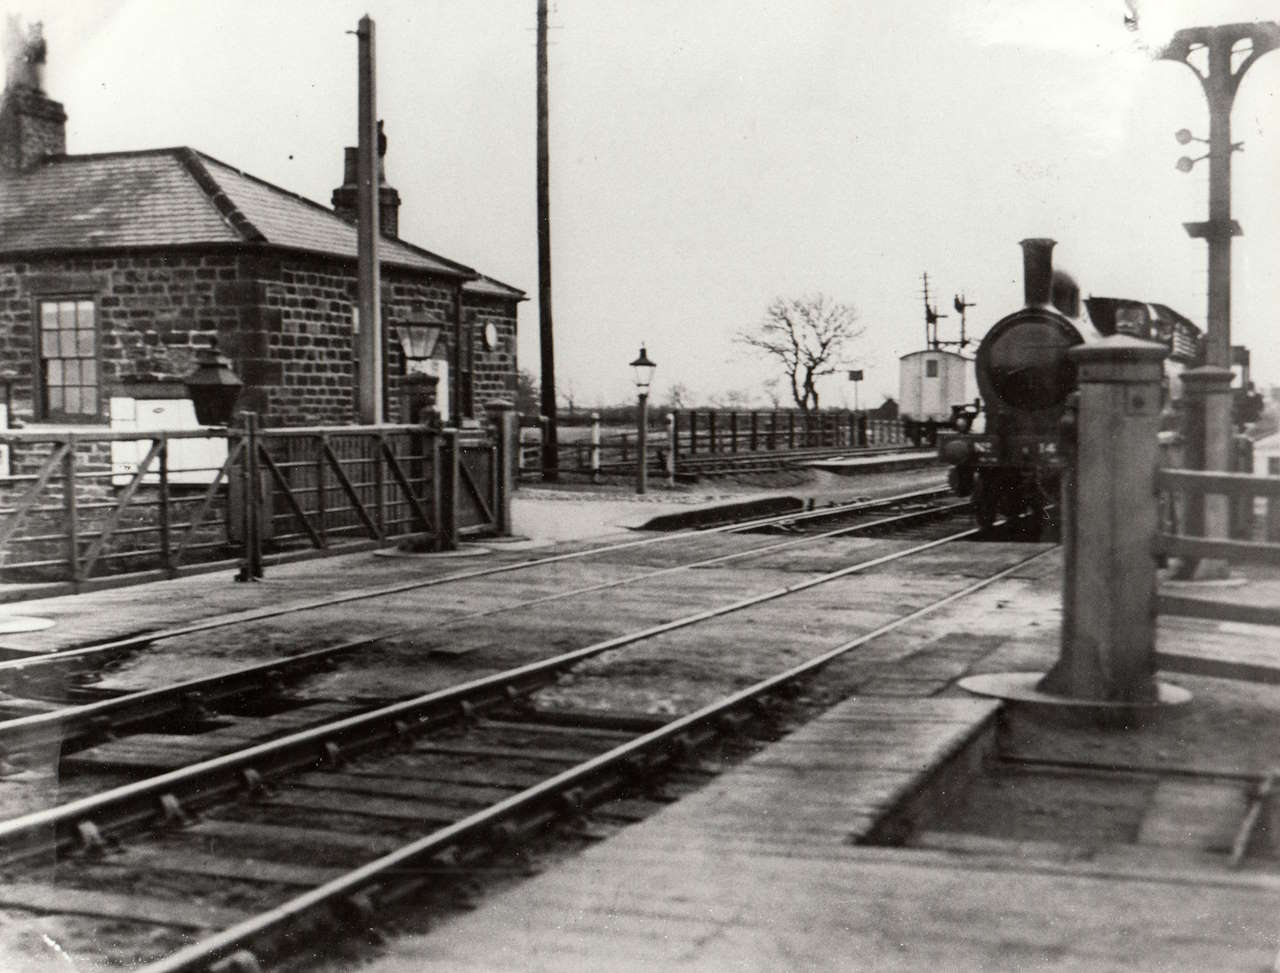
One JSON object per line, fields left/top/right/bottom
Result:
{"left": 1020, "top": 238, "right": 1057, "bottom": 308}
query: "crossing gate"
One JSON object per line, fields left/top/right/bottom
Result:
{"left": 0, "top": 414, "right": 515, "bottom": 596}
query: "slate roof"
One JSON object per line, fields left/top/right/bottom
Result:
{"left": 0, "top": 147, "right": 524, "bottom": 296}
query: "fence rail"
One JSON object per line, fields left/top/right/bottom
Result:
{"left": 0, "top": 416, "right": 512, "bottom": 596}
{"left": 1156, "top": 466, "right": 1280, "bottom": 626}
{"left": 519, "top": 409, "right": 911, "bottom": 478}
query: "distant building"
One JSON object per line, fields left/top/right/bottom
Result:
{"left": 898, "top": 349, "right": 967, "bottom": 423}
{"left": 0, "top": 26, "right": 523, "bottom": 432}
{"left": 869, "top": 397, "right": 899, "bottom": 420}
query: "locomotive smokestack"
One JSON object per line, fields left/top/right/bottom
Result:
{"left": 1019, "top": 238, "right": 1056, "bottom": 308}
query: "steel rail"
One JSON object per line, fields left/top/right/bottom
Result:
{"left": 139, "top": 544, "right": 1058, "bottom": 973}
{"left": 0, "top": 634, "right": 390, "bottom": 758}
{"left": 444, "top": 499, "right": 972, "bottom": 625}
{"left": 0, "top": 495, "right": 964, "bottom": 760}
{"left": 0, "top": 518, "right": 984, "bottom": 859}
{"left": 0, "top": 487, "right": 950, "bottom": 684}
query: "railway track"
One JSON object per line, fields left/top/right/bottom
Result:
{"left": 0, "top": 489, "right": 971, "bottom": 765}
{"left": 0, "top": 499, "right": 1052, "bottom": 971}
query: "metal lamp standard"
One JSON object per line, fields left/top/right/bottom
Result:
{"left": 630, "top": 345, "right": 657, "bottom": 494}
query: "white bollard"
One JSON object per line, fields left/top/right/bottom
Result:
{"left": 590, "top": 412, "right": 601, "bottom": 483}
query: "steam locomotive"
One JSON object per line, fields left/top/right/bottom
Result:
{"left": 937, "top": 238, "right": 1202, "bottom": 535}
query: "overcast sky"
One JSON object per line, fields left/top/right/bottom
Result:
{"left": 7, "top": 1, "right": 1280, "bottom": 409}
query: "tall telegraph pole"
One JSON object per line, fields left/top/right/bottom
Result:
{"left": 356, "top": 15, "right": 383, "bottom": 424}
{"left": 536, "top": 0, "right": 559, "bottom": 480}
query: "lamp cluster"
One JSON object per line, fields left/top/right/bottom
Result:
{"left": 1174, "top": 128, "right": 1243, "bottom": 172}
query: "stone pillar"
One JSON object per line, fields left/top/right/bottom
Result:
{"left": 1038, "top": 335, "right": 1167, "bottom": 703}
{"left": 485, "top": 399, "right": 517, "bottom": 536}
{"left": 1177, "top": 366, "right": 1235, "bottom": 579}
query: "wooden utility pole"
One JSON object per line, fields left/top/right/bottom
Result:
{"left": 536, "top": 0, "right": 558, "bottom": 480}
{"left": 356, "top": 15, "right": 383, "bottom": 424}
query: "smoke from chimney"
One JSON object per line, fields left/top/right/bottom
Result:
{"left": 3, "top": 17, "right": 46, "bottom": 92}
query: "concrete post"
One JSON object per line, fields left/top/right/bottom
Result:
{"left": 1177, "top": 366, "right": 1235, "bottom": 579}
{"left": 485, "top": 399, "right": 517, "bottom": 536}
{"left": 589, "top": 412, "right": 601, "bottom": 483}
{"left": 1038, "top": 336, "right": 1167, "bottom": 703}
{"left": 666, "top": 413, "right": 676, "bottom": 486}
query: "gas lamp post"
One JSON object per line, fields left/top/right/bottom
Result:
{"left": 1161, "top": 22, "right": 1279, "bottom": 577}
{"left": 630, "top": 345, "right": 656, "bottom": 494}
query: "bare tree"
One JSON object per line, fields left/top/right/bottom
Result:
{"left": 514, "top": 368, "right": 540, "bottom": 416}
{"left": 715, "top": 388, "right": 753, "bottom": 409}
{"left": 558, "top": 376, "right": 579, "bottom": 418}
{"left": 665, "top": 382, "right": 695, "bottom": 410}
{"left": 762, "top": 378, "right": 783, "bottom": 409}
{"left": 737, "top": 295, "right": 863, "bottom": 413}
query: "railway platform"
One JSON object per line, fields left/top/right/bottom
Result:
{"left": 355, "top": 557, "right": 1280, "bottom": 971}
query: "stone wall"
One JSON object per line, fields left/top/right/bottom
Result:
{"left": 0, "top": 247, "right": 520, "bottom": 430}
{"left": 0, "top": 250, "right": 240, "bottom": 423}
{"left": 0, "top": 86, "right": 67, "bottom": 173}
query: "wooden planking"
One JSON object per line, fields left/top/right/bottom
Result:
{"left": 107, "top": 844, "right": 346, "bottom": 887}
{"left": 186, "top": 818, "right": 405, "bottom": 857}
{"left": 367, "top": 830, "right": 1280, "bottom": 973}
{"left": 290, "top": 770, "right": 519, "bottom": 804}
{"left": 1136, "top": 780, "right": 1249, "bottom": 852}
{"left": 258, "top": 788, "right": 465, "bottom": 825}
{"left": 62, "top": 700, "right": 364, "bottom": 772}
{"left": 358, "top": 690, "right": 1280, "bottom": 972}
{"left": 0, "top": 881, "right": 245, "bottom": 930}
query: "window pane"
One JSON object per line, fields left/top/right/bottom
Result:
{"left": 80, "top": 388, "right": 98, "bottom": 415}
{"left": 63, "top": 387, "right": 80, "bottom": 415}
{"left": 41, "top": 304, "right": 58, "bottom": 330}
{"left": 48, "top": 387, "right": 63, "bottom": 413}
{"left": 76, "top": 300, "right": 95, "bottom": 327}
{"left": 58, "top": 301, "right": 76, "bottom": 328}
{"left": 47, "top": 360, "right": 63, "bottom": 386}
{"left": 81, "top": 360, "right": 96, "bottom": 385}
{"left": 41, "top": 330, "right": 59, "bottom": 357}
{"left": 76, "top": 328, "right": 94, "bottom": 357}
{"left": 60, "top": 329, "right": 77, "bottom": 356}
{"left": 63, "top": 361, "right": 80, "bottom": 385}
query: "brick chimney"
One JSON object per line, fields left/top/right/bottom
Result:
{"left": 0, "top": 19, "right": 66, "bottom": 173}
{"left": 332, "top": 119, "right": 401, "bottom": 237}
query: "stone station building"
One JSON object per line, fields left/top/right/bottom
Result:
{"left": 0, "top": 26, "right": 524, "bottom": 441}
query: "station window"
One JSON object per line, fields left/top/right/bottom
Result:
{"left": 37, "top": 299, "right": 98, "bottom": 419}
{"left": 926, "top": 359, "right": 939, "bottom": 378}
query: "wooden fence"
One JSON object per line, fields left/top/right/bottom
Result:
{"left": 0, "top": 415, "right": 514, "bottom": 596}
{"left": 520, "top": 409, "right": 911, "bottom": 478}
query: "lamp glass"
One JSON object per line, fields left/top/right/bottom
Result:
{"left": 629, "top": 345, "right": 657, "bottom": 391}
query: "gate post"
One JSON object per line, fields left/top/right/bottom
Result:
{"left": 962, "top": 335, "right": 1190, "bottom": 718}
{"left": 486, "top": 399, "right": 517, "bottom": 536}
{"left": 236, "top": 411, "right": 264, "bottom": 582}
{"left": 433, "top": 428, "right": 459, "bottom": 552}
{"left": 1175, "top": 366, "right": 1236, "bottom": 578}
